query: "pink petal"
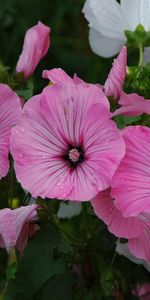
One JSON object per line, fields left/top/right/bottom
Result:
{"left": 91, "top": 189, "right": 142, "bottom": 238}
{"left": 42, "top": 68, "right": 73, "bottom": 85}
{"left": 133, "top": 283, "right": 150, "bottom": 299}
{"left": 129, "top": 223, "right": 150, "bottom": 262}
{"left": 0, "top": 84, "right": 22, "bottom": 178}
{"left": 112, "top": 126, "right": 150, "bottom": 217}
{"left": 11, "top": 75, "right": 124, "bottom": 200}
{"left": 0, "top": 205, "right": 38, "bottom": 253}
{"left": 16, "top": 21, "right": 50, "bottom": 79}
{"left": 104, "top": 46, "right": 127, "bottom": 100}
{"left": 0, "top": 209, "right": 16, "bottom": 252}
{"left": 113, "top": 92, "right": 150, "bottom": 117}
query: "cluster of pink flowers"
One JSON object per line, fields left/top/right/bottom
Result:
{"left": 1, "top": 19, "right": 150, "bottom": 267}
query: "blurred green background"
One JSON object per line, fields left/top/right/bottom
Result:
{"left": 0, "top": 0, "right": 112, "bottom": 93}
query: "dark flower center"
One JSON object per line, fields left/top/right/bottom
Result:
{"left": 63, "top": 145, "right": 84, "bottom": 168}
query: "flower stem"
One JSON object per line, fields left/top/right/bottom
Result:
{"left": 138, "top": 43, "right": 143, "bottom": 66}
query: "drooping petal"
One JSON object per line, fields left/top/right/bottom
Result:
{"left": 121, "top": 0, "right": 150, "bottom": 31}
{"left": 11, "top": 71, "right": 125, "bottom": 201}
{"left": 113, "top": 92, "right": 150, "bottom": 117}
{"left": 129, "top": 223, "right": 150, "bottom": 262}
{"left": 116, "top": 240, "right": 150, "bottom": 271}
{"left": 16, "top": 21, "right": 50, "bottom": 79}
{"left": 112, "top": 126, "right": 150, "bottom": 217}
{"left": 0, "top": 209, "right": 17, "bottom": 252}
{"left": 104, "top": 46, "right": 127, "bottom": 100}
{"left": 0, "top": 84, "right": 22, "bottom": 178}
{"left": 0, "top": 205, "right": 38, "bottom": 253}
{"left": 89, "top": 28, "right": 124, "bottom": 58}
{"left": 14, "top": 204, "right": 39, "bottom": 255}
{"left": 91, "top": 189, "right": 142, "bottom": 238}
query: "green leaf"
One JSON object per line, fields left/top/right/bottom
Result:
{"left": 5, "top": 225, "right": 65, "bottom": 300}
{"left": 16, "top": 79, "right": 34, "bottom": 100}
{"left": 40, "top": 271, "right": 75, "bottom": 300}
{"left": 114, "top": 115, "right": 141, "bottom": 129}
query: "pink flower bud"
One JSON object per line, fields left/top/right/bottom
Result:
{"left": 16, "top": 21, "right": 51, "bottom": 79}
{"left": 0, "top": 205, "right": 39, "bottom": 255}
{"left": 104, "top": 46, "right": 127, "bottom": 101}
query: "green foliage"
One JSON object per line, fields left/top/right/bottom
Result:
{"left": 125, "top": 24, "right": 150, "bottom": 49}
{"left": 4, "top": 225, "right": 66, "bottom": 300}
{"left": 125, "top": 64, "right": 150, "bottom": 99}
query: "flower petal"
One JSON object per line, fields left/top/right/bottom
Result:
{"left": 89, "top": 28, "right": 124, "bottom": 58}
{"left": 11, "top": 73, "right": 124, "bottom": 201}
{"left": 112, "top": 126, "right": 150, "bottom": 217}
{"left": 104, "top": 46, "right": 127, "bottom": 100}
{"left": 83, "top": 0, "right": 127, "bottom": 39}
{"left": 92, "top": 189, "right": 142, "bottom": 238}
{"left": 113, "top": 92, "right": 150, "bottom": 117}
{"left": 0, "top": 84, "right": 22, "bottom": 178}
{"left": 16, "top": 21, "right": 50, "bottom": 79}
{"left": 129, "top": 224, "right": 150, "bottom": 262}
{"left": 121, "top": 0, "right": 150, "bottom": 31}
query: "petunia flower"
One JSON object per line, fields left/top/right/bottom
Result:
{"left": 0, "top": 84, "right": 22, "bottom": 179}
{"left": 82, "top": 0, "right": 150, "bottom": 58}
{"left": 91, "top": 188, "right": 150, "bottom": 262}
{"left": 104, "top": 46, "right": 127, "bottom": 101}
{"left": 111, "top": 126, "right": 150, "bottom": 217}
{"left": 10, "top": 69, "right": 125, "bottom": 201}
{"left": 16, "top": 21, "right": 51, "bottom": 79}
{"left": 0, "top": 204, "right": 39, "bottom": 255}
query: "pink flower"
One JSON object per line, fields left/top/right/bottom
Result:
{"left": 0, "top": 84, "right": 22, "bottom": 179}
{"left": 111, "top": 126, "right": 150, "bottom": 217}
{"left": 113, "top": 91, "right": 150, "bottom": 117}
{"left": 91, "top": 188, "right": 150, "bottom": 262}
{"left": 16, "top": 21, "right": 51, "bottom": 79}
{"left": 104, "top": 46, "right": 127, "bottom": 101}
{"left": 10, "top": 69, "right": 125, "bottom": 201}
{"left": 0, "top": 204, "right": 39, "bottom": 254}
{"left": 132, "top": 283, "right": 150, "bottom": 300}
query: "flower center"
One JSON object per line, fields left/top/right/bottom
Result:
{"left": 64, "top": 145, "right": 84, "bottom": 168}
{"left": 69, "top": 148, "right": 80, "bottom": 162}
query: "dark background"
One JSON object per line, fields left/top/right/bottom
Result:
{"left": 0, "top": 0, "right": 112, "bottom": 93}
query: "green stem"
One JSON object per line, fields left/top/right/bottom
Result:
{"left": 138, "top": 43, "right": 143, "bottom": 66}
{"left": 82, "top": 202, "right": 90, "bottom": 240}
{"left": 110, "top": 251, "right": 117, "bottom": 267}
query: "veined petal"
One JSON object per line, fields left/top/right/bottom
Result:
{"left": 92, "top": 189, "right": 142, "bottom": 239}
{"left": 129, "top": 224, "right": 150, "bottom": 262}
{"left": 113, "top": 92, "right": 150, "bottom": 117}
{"left": 112, "top": 126, "right": 150, "bottom": 217}
{"left": 104, "top": 46, "right": 127, "bottom": 100}
{"left": 0, "top": 84, "right": 22, "bottom": 178}
{"left": 11, "top": 70, "right": 124, "bottom": 201}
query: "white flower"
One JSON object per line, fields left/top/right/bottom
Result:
{"left": 57, "top": 202, "right": 82, "bottom": 219}
{"left": 82, "top": 0, "right": 150, "bottom": 58}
